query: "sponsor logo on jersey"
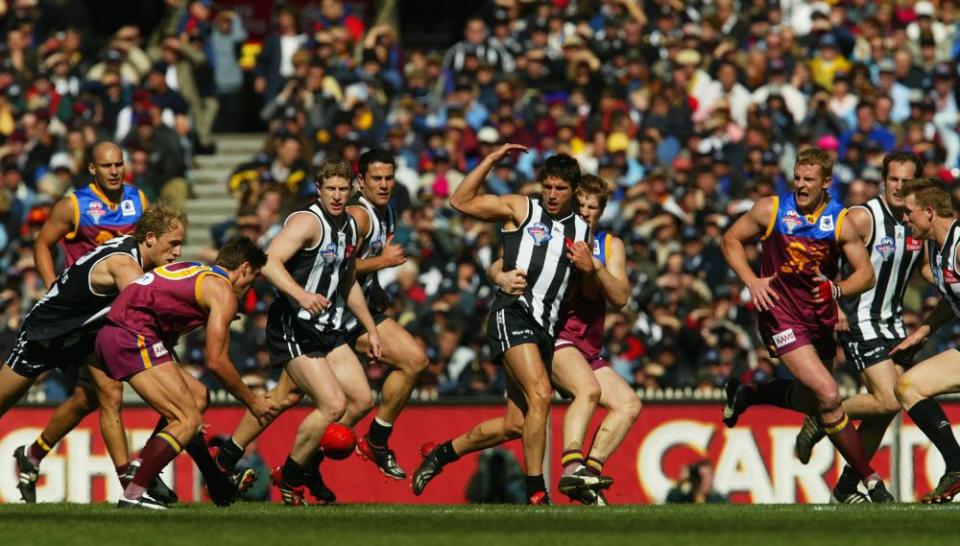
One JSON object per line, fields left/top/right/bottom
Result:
{"left": 120, "top": 199, "right": 137, "bottom": 217}
{"left": 345, "top": 243, "right": 355, "bottom": 258}
{"left": 87, "top": 201, "right": 106, "bottom": 224}
{"left": 527, "top": 222, "right": 552, "bottom": 246}
{"left": 875, "top": 236, "right": 896, "bottom": 261}
{"left": 906, "top": 237, "right": 922, "bottom": 252}
{"left": 944, "top": 267, "right": 960, "bottom": 285}
{"left": 772, "top": 329, "right": 796, "bottom": 349}
{"left": 152, "top": 342, "right": 168, "bottom": 358}
{"left": 782, "top": 210, "right": 803, "bottom": 234}
{"left": 819, "top": 214, "right": 834, "bottom": 232}
{"left": 320, "top": 242, "right": 339, "bottom": 264}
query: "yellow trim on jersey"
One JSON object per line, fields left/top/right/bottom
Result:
{"left": 64, "top": 193, "right": 80, "bottom": 240}
{"left": 193, "top": 271, "right": 229, "bottom": 310}
{"left": 604, "top": 233, "right": 613, "bottom": 263}
{"left": 88, "top": 183, "right": 120, "bottom": 210}
{"left": 803, "top": 198, "right": 830, "bottom": 225}
{"left": 155, "top": 264, "right": 207, "bottom": 280}
{"left": 761, "top": 196, "right": 779, "bottom": 241}
{"left": 138, "top": 335, "right": 152, "bottom": 370}
{"left": 138, "top": 189, "right": 150, "bottom": 209}
{"left": 835, "top": 208, "right": 849, "bottom": 242}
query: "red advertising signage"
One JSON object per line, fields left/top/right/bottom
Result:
{"left": 0, "top": 403, "right": 955, "bottom": 504}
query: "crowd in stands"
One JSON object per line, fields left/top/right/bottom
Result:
{"left": 4, "top": 0, "right": 960, "bottom": 403}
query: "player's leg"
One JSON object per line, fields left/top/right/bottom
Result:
{"left": 895, "top": 349, "right": 960, "bottom": 502}
{"left": 353, "top": 319, "right": 427, "bottom": 477}
{"left": 412, "top": 388, "right": 524, "bottom": 496}
{"left": 84, "top": 362, "right": 131, "bottom": 476}
{"left": 779, "top": 345, "right": 889, "bottom": 499}
{"left": 22, "top": 373, "right": 99, "bottom": 472}
{"left": 587, "top": 366, "right": 642, "bottom": 475}
{"left": 500, "top": 343, "right": 553, "bottom": 501}
{"left": 550, "top": 347, "right": 601, "bottom": 476}
{"left": 276, "top": 354, "right": 346, "bottom": 505}
{"left": 216, "top": 369, "right": 303, "bottom": 472}
{"left": 0, "top": 363, "right": 40, "bottom": 503}
{"left": 122, "top": 363, "right": 203, "bottom": 508}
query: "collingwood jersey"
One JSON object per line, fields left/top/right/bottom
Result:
{"left": 495, "top": 196, "right": 591, "bottom": 335}
{"left": 275, "top": 202, "right": 360, "bottom": 331}
{"left": 930, "top": 221, "right": 960, "bottom": 319}
{"left": 352, "top": 194, "right": 396, "bottom": 307}
{"left": 23, "top": 235, "right": 141, "bottom": 341}
{"left": 842, "top": 197, "right": 923, "bottom": 340}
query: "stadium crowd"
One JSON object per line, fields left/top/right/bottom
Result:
{"left": 3, "top": 0, "right": 960, "bottom": 403}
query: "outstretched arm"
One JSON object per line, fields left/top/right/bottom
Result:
{"left": 449, "top": 143, "right": 528, "bottom": 225}
{"left": 721, "top": 197, "right": 779, "bottom": 311}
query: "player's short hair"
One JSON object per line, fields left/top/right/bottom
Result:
{"left": 795, "top": 148, "right": 834, "bottom": 179}
{"left": 358, "top": 149, "right": 395, "bottom": 176}
{"left": 134, "top": 205, "right": 186, "bottom": 243}
{"left": 903, "top": 177, "right": 953, "bottom": 217}
{"left": 881, "top": 151, "right": 924, "bottom": 181}
{"left": 537, "top": 153, "right": 581, "bottom": 189}
{"left": 577, "top": 174, "right": 611, "bottom": 209}
{"left": 215, "top": 237, "right": 267, "bottom": 270}
{"left": 315, "top": 158, "right": 353, "bottom": 187}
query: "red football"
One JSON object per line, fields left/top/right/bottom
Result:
{"left": 320, "top": 423, "right": 356, "bottom": 460}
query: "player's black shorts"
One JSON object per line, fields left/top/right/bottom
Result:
{"left": 840, "top": 335, "right": 912, "bottom": 371}
{"left": 265, "top": 306, "right": 347, "bottom": 367}
{"left": 4, "top": 330, "right": 95, "bottom": 379}
{"left": 342, "top": 311, "right": 390, "bottom": 347}
{"left": 487, "top": 301, "right": 554, "bottom": 367}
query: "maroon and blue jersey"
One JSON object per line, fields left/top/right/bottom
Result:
{"left": 64, "top": 183, "right": 148, "bottom": 266}
{"left": 555, "top": 231, "right": 614, "bottom": 357}
{"left": 104, "top": 261, "right": 229, "bottom": 343}
{"left": 760, "top": 193, "right": 847, "bottom": 330}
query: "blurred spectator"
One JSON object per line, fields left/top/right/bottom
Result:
{"left": 665, "top": 459, "right": 729, "bottom": 504}
{"left": 254, "top": 6, "right": 307, "bottom": 103}
{"left": 211, "top": 9, "right": 248, "bottom": 133}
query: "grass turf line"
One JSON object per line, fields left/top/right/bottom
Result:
{"left": 1, "top": 503, "right": 958, "bottom": 546}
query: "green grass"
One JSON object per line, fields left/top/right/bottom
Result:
{"left": 1, "top": 503, "right": 959, "bottom": 546}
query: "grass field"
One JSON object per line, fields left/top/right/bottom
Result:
{"left": 1, "top": 503, "right": 959, "bottom": 546}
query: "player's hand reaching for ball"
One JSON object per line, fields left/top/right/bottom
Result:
{"left": 495, "top": 268, "right": 527, "bottom": 296}
{"left": 746, "top": 274, "right": 779, "bottom": 311}
{"left": 297, "top": 291, "right": 330, "bottom": 316}
{"left": 366, "top": 330, "right": 383, "bottom": 361}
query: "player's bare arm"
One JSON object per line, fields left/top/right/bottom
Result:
{"left": 721, "top": 196, "right": 779, "bottom": 311}
{"left": 488, "top": 257, "right": 527, "bottom": 296}
{"left": 345, "top": 279, "right": 382, "bottom": 360}
{"left": 90, "top": 253, "right": 144, "bottom": 293}
{"left": 347, "top": 205, "right": 406, "bottom": 274}
{"left": 449, "top": 143, "right": 529, "bottom": 228}
{"left": 202, "top": 276, "right": 278, "bottom": 425}
{"left": 834, "top": 214, "right": 876, "bottom": 298}
{"left": 35, "top": 196, "right": 77, "bottom": 288}
{"left": 833, "top": 206, "right": 873, "bottom": 330}
{"left": 262, "top": 212, "right": 330, "bottom": 316}
{"left": 589, "top": 236, "right": 629, "bottom": 309}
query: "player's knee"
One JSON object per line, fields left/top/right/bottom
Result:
{"left": 528, "top": 381, "right": 553, "bottom": 412}
{"left": 815, "top": 390, "right": 842, "bottom": 413}
{"left": 406, "top": 346, "right": 429, "bottom": 375}
{"left": 504, "top": 415, "right": 524, "bottom": 440}
{"left": 194, "top": 386, "right": 211, "bottom": 413}
{"left": 351, "top": 391, "right": 375, "bottom": 417}
{"left": 877, "top": 393, "right": 901, "bottom": 415}
{"left": 320, "top": 394, "right": 347, "bottom": 422}
{"left": 618, "top": 394, "right": 643, "bottom": 422}
{"left": 895, "top": 375, "right": 920, "bottom": 407}
{"left": 98, "top": 382, "right": 124, "bottom": 411}
{"left": 577, "top": 381, "right": 601, "bottom": 407}
{"left": 181, "top": 409, "right": 204, "bottom": 435}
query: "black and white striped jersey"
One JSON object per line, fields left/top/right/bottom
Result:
{"left": 23, "top": 236, "right": 141, "bottom": 341}
{"left": 352, "top": 194, "right": 395, "bottom": 304}
{"left": 930, "top": 220, "right": 960, "bottom": 319}
{"left": 494, "top": 196, "right": 591, "bottom": 336}
{"left": 841, "top": 197, "right": 923, "bottom": 340}
{"left": 275, "top": 202, "right": 360, "bottom": 331}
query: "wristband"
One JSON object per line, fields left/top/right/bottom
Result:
{"left": 817, "top": 280, "right": 841, "bottom": 301}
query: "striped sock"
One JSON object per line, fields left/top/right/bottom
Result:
{"left": 28, "top": 435, "right": 54, "bottom": 465}
{"left": 561, "top": 449, "right": 584, "bottom": 475}
{"left": 585, "top": 456, "right": 605, "bottom": 476}
{"left": 125, "top": 432, "right": 182, "bottom": 499}
{"left": 822, "top": 414, "right": 875, "bottom": 482}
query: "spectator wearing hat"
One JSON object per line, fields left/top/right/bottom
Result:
{"left": 810, "top": 33, "right": 851, "bottom": 92}
{"left": 907, "top": 2, "right": 951, "bottom": 62}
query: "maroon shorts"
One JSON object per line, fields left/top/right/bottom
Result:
{"left": 554, "top": 336, "right": 608, "bottom": 370}
{"left": 95, "top": 324, "right": 174, "bottom": 381}
{"left": 758, "top": 316, "right": 836, "bottom": 361}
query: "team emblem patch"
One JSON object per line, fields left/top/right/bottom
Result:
{"left": 87, "top": 201, "right": 106, "bottom": 224}
{"left": 819, "top": 215, "right": 834, "bottom": 232}
{"left": 772, "top": 329, "right": 796, "bottom": 349}
{"left": 121, "top": 199, "right": 137, "bottom": 217}
{"left": 369, "top": 234, "right": 385, "bottom": 254}
{"left": 320, "top": 242, "right": 339, "bottom": 264}
{"left": 152, "top": 342, "right": 168, "bottom": 358}
{"left": 906, "top": 237, "right": 922, "bottom": 252}
{"left": 782, "top": 210, "right": 803, "bottom": 234}
{"left": 527, "top": 222, "right": 552, "bottom": 246}
{"left": 875, "top": 237, "right": 895, "bottom": 261}
{"left": 592, "top": 238, "right": 601, "bottom": 257}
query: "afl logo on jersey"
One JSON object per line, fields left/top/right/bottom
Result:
{"left": 527, "top": 222, "right": 552, "bottom": 246}
{"left": 783, "top": 210, "right": 803, "bottom": 234}
{"left": 121, "top": 199, "right": 137, "bottom": 217}
{"left": 369, "top": 234, "right": 385, "bottom": 254}
{"left": 875, "top": 237, "right": 895, "bottom": 261}
{"left": 320, "top": 242, "right": 339, "bottom": 264}
{"left": 87, "top": 201, "right": 107, "bottom": 224}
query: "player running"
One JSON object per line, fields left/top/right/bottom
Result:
{"left": 792, "top": 152, "right": 926, "bottom": 503}
{"left": 720, "top": 147, "right": 895, "bottom": 502}
{"left": 96, "top": 237, "right": 279, "bottom": 509}
{"left": 12, "top": 141, "right": 156, "bottom": 503}
{"left": 888, "top": 178, "right": 960, "bottom": 503}
{"left": 411, "top": 145, "right": 591, "bottom": 505}
{"left": 490, "top": 174, "right": 638, "bottom": 505}
{"left": 2, "top": 207, "right": 182, "bottom": 502}
{"left": 215, "top": 151, "right": 424, "bottom": 489}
